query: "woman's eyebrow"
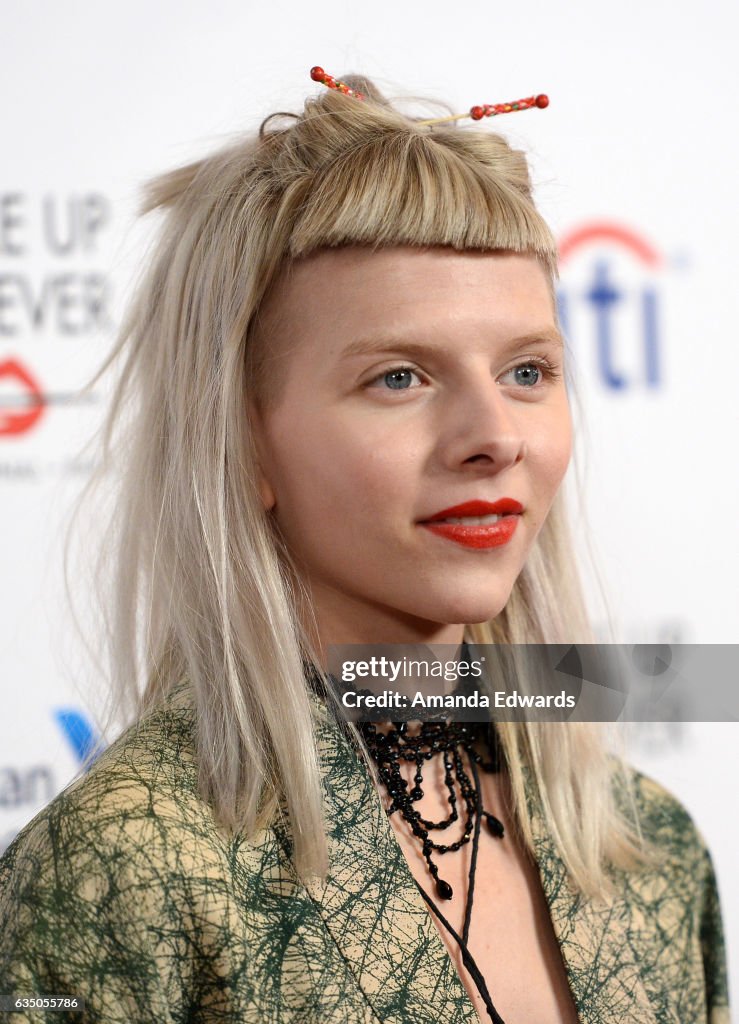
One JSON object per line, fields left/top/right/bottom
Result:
{"left": 339, "top": 331, "right": 564, "bottom": 361}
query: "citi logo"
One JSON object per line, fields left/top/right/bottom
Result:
{"left": 556, "top": 221, "right": 676, "bottom": 391}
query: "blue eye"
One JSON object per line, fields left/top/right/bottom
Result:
{"left": 384, "top": 369, "right": 414, "bottom": 389}
{"left": 367, "top": 366, "right": 423, "bottom": 391}
{"left": 503, "top": 358, "right": 562, "bottom": 389}
{"left": 513, "top": 364, "right": 541, "bottom": 387}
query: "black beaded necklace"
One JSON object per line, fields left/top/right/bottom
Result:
{"left": 303, "top": 659, "right": 509, "bottom": 1022}
{"left": 357, "top": 718, "right": 505, "bottom": 899}
{"left": 357, "top": 716, "right": 508, "bottom": 1024}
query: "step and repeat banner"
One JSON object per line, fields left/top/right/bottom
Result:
{"left": 2, "top": 0, "right": 737, "bottom": 1002}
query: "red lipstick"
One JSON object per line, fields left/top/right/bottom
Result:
{"left": 419, "top": 498, "right": 523, "bottom": 550}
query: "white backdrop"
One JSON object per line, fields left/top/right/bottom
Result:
{"left": 1, "top": 0, "right": 737, "bottom": 1009}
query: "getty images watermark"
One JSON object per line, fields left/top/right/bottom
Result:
{"left": 338, "top": 653, "right": 575, "bottom": 713}
{"left": 322, "top": 644, "right": 739, "bottom": 723}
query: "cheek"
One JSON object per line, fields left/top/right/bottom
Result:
{"left": 528, "top": 409, "right": 573, "bottom": 508}
{"left": 546, "top": 419, "right": 573, "bottom": 479}
{"left": 266, "top": 413, "right": 411, "bottom": 524}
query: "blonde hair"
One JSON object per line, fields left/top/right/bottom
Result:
{"left": 68, "top": 74, "right": 647, "bottom": 898}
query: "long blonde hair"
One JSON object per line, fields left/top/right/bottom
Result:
{"left": 67, "top": 74, "right": 647, "bottom": 897}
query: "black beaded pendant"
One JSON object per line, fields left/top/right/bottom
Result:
{"left": 485, "top": 812, "right": 505, "bottom": 838}
{"left": 358, "top": 718, "right": 505, "bottom": 900}
{"left": 435, "top": 878, "right": 454, "bottom": 900}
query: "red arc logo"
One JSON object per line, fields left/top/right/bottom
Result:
{"left": 0, "top": 358, "right": 46, "bottom": 436}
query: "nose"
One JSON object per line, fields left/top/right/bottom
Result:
{"left": 440, "top": 378, "right": 527, "bottom": 472}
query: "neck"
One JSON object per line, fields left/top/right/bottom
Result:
{"left": 304, "top": 588, "right": 466, "bottom": 668}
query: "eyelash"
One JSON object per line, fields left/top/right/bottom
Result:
{"left": 366, "top": 357, "right": 562, "bottom": 393}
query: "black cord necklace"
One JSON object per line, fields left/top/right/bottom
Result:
{"left": 358, "top": 716, "right": 508, "bottom": 1024}
{"left": 302, "top": 659, "right": 508, "bottom": 1021}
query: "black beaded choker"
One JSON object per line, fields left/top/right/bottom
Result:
{"left": 357, "top": 718, "right": 505, "bottom": 899}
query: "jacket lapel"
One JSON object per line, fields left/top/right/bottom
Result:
{"left": 306, "top": 708, "right": 479, "bottom": 1024}
{"left": 525, "top": 773, "right": 659, "bottom": 1024}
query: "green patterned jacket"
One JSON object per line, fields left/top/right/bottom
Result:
{"left": 0, "top": 681, "right": 730, "bottom": 1023}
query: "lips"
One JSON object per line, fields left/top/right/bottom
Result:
{"left": 421, "top": 498, "right": 524, "bottom": 522}
{"left": 419, "top": 498, "right": 523, "bottom": 550}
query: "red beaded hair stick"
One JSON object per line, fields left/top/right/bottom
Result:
{"left": 310, "top": 66, "right": 366, "bottom": 99}
{"left": 309, "top": 66, "right": 548, "bottom": 126}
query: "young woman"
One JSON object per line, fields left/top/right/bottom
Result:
{"left": 0, "top": 73, "right": 729, "bottom": 1023}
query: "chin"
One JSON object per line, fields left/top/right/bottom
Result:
{"left": 414, "top": 567, "right": 518, "bottom": 617}
{"left": 420, "top": 595, "right": 512, "bottom": 629}
{"left": 457, "top": 610, "right": 507, "bottom": 628}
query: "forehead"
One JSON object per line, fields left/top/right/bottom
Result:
{"left": 258, "top": 246, "right": 555, "bottom": 341}
{"left": 249, "top": 248, "right": 560, "bottom": 410}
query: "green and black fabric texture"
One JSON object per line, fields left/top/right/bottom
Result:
{"left": 0, "top": 680, "right": 731, "bottom": 1023}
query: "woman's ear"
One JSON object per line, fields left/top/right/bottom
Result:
{"left": 247, "top": 397, "right": 277, "bottom": 512}
{"left": 257, "top": 471, "right": 276, "bottom": 513}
